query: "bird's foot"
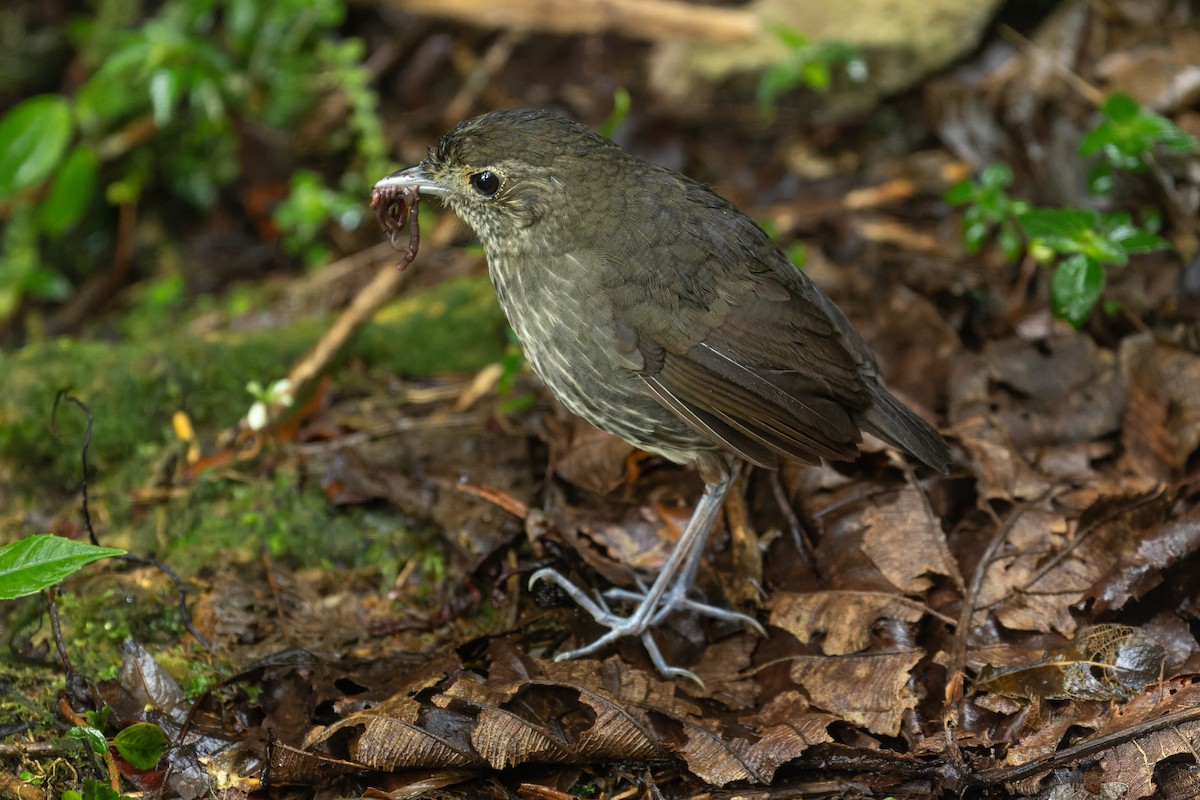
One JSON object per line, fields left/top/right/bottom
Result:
{"left": 528, "top": 566, "right": 763, "bottom": 686}
{"left": 604, "top": 586, "right": 766, "bottom": 635}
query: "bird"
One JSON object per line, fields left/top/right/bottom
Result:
{"left": 373, "top": 108, "right": 951, "bottom": 682}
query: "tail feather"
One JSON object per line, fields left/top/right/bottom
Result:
{"left": 860, "top": 388, "right": 951, "bottom": 473}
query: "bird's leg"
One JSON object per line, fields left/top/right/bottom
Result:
{"left": 529, "top": 460, "right": 763, "bottom": 671}
{"left": 649, "top": 465, "right": 764, "bottom": 628}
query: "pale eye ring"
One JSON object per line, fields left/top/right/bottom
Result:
{"left": 470, "top": 170, "right": 500, "bottom": 197}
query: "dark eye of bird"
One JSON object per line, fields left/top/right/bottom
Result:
{"left": 470, "top": 170, "right": 500, "bottom": 197}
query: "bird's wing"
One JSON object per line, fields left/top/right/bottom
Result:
{"left": 605, "top": 176, "right": 875, "bottom": 467}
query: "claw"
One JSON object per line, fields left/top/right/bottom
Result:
{"left": 604, "top": 587, "right": 767, "bottom": 635}
{"left": 528, "top": 461, "right": 760, "bottom": 681}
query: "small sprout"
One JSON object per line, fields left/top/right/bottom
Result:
{"left": 246, "top": 378, "right": 293, "bottom": 431}
{"left": 757, "top": 28, "right": 866, "bottom": 118}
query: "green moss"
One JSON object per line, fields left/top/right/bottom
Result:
{"left": 357, "top": 274, "right": 509, "bottom": 376}
{"left": 0, "top": 274, "right": 508, "bottom": 494}
{"left": 161, "top": 465, "right": 433, "bottom": 575}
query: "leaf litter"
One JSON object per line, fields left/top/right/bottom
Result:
{"left": 17, "top": 0, "right": 1200, "bottom": 797}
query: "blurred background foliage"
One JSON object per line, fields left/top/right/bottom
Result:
{"left": 1, "top": 0, "right": 1195, "bottom": 354}
{"left": 0, "top": 0, "right": 390, "bottom": 332}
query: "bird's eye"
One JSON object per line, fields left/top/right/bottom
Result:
{"left": 469, "top": 170, "right": 501, "bottom": 197}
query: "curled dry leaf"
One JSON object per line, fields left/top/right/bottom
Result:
{"left": 975, "top": 624, "right": 1166, "bottom": 702}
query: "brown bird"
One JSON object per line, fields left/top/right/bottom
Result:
{"left": 374, "top": 109, "right": 950, "bottom": 681}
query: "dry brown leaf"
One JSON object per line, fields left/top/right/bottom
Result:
{"left": 788, "top": 649, "right": 923, "bottom": 735}
{"left": 952, "top": 417, "right": 1053, "bottom": 502}
{"left": 1088, "top": 502, "right": 1200, "bottom": 614}
{"left": 687, "top": 634, "right": 758, "bottom": 709}
{"left": 860, "top": 486, "right": 959, "bottom": 593}
{"left": 266, "top": 740, "right": 369, "bottom": 785}
{"left": 989, "top": 336, "right": 1123, "bottom": 440}
{"left": 672, "top": 718, "right": 771, "bottom": 787}
{"left": 1118, "top": 335, "right": 1200, "bottom": 481}
{"left": 737, "top": 690, "right": 837, "bottom": 780}
{"left": 1101, "top": 719, "right": 1200, "bottom": 799}
{"left": 540, "top": 656, "right": 698, "bottom": 715}
{"left": 471, "top": 705, "right": 575, "bottom": 769}
{"left": 769, "top": 590, "right": 924, "bottom": 656}
{"left": 568, "top": 685, "right": 665, "bottom": 762}
{"left": 545, "top": 413, "right": 636, "bottom": 495}
{"left": 1001, "top": 704, "right": 1107, "bottom": 769}
{"left": 980, "top": 507, "right": 1078, "bottom": 635}
{"left": 311, "top": 694, "right": 479, "bottom": 770}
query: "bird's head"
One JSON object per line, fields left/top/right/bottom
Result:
{"left": 374, "top": 109, "right": 624, "bottom": 250}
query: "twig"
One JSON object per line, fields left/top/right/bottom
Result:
{"left": 388, "top": 0, "right": 759, "bottom": 44}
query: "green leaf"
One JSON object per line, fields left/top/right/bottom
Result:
{"left": 801, "top": 60, "right": 830, "bottom": 90}
{"left": 1086, "top": 161, "right": 1115, "bottom": 195}
{"left": 65, "top": 726, "right": 108, "bottom": 755}
{"left": 1078, "top": 124, "right": 1110, "bottom": 158}
{"left": 1081, "top": 91, "right": 1198, "bottom": 169}
{"left": 149, "top": 68, "right": 182, "bottom": 127}
{"left": 1098, "top": 91, "right": 1140, "bottom": 123}
{"left": 1051, "top": 254, "right": 1105, "bottom": 328}
{"left": 786, "top": 241, "right": 808, "bottom": 269}
{"left": 1113, "top": 229, "right": 1170, "bottom": 254}
{"left": 85, "top": 705, "right": 112, "bottom": 731}
{"left": 0, "top": 535, "right": 125, "bottom": 599}
{"left": 942, "top": 179, "right": 975, "bottom": 205}
{"left": 771, "top": 24, "right": 810, "bottom": 50}
{"left": 37, "top": 145, "right": 100, "bottom": 235}
{"left": 0, "top": 95, "right": 73, "bottom": 201}
{"left": 112, "top": 722, "right": 168, "bottom": 770}
{"left": 962, "top": 214, "right": 989, "bottom": 254}
{"left": 597, "top": 87, "right": 631, "bottom": 139}
{"left": 80, "top": 778, "right": 121, "bottom": 800}
{"left": 1017, "top": 207, "right": 1095, "bottom": 242}
{"left": 997, "top": 220, "right": 1023, "bottom": 263}
{"left": 23, "top": 266, "right": 73, "bottom": 301}
{"left": 1099, "top": 212, "right": 1171, "bottom": 255}
{"left": 979, "top": 163, "right": 1013, "bottom": 189}
{"left": 1081, "top": 229, "right": 1128, "bottom": 266}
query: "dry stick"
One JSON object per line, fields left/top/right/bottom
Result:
{"left": 259, "top": 192, "right": 429, "bottom": 429}
{"left": 445, "top": 31, "right": 520, "bottom": 125}
{"left": 972, "top": 703, "right": 1200, "bottom": 786}
{"left": 389, "top": 0, "right": 759, "bottom": 43}
{"left": 768, "top": 470, "right": 816, "bottom": 569}
{"left": 941, "top": 487, "right": 1059, "bottom": 774}
{"left": 51, "top": 392, "right": 210, "bottom": 648}
{"left": 974, "top": 487, "right": 1167, "bottom": 614}
{"left": 723, "top": 464, "right": 764, "bottom": 605}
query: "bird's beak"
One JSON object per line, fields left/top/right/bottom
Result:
{"left": 373, "top": 165, "right": 450, "bottom": 198}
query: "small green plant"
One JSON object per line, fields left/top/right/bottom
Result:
{"left": 945, "top": 93, "right": 1193, "bottom": 328}
{"left": 596, "top": 88, "right": 632, "bottom": 139}
{"left": 943, "top": 164, "right": 1029, "bottom": 263}
{"left": 1080, "top": 92, "right": 1198, "bottom": 194}
{"left": 61, "top": 779, "right": 122, "bottom": 800}
{"left": 245, "top": 377, "right": 294, "bottom": 431}
{"left": 1023, "top": 207, "right": 1168, "bottom": 327}
{"left": 63, "top": 719, "right": 168, "bottom": 795}
{"left": 758, "top": 27, "right": 866, "bottom": 118}
{"left": 0, "top": 0, "right": 391, "bottom": 321}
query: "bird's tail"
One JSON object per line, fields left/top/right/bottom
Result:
{"left": 860, "top": 388, "right": 952, "bottom": 473}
